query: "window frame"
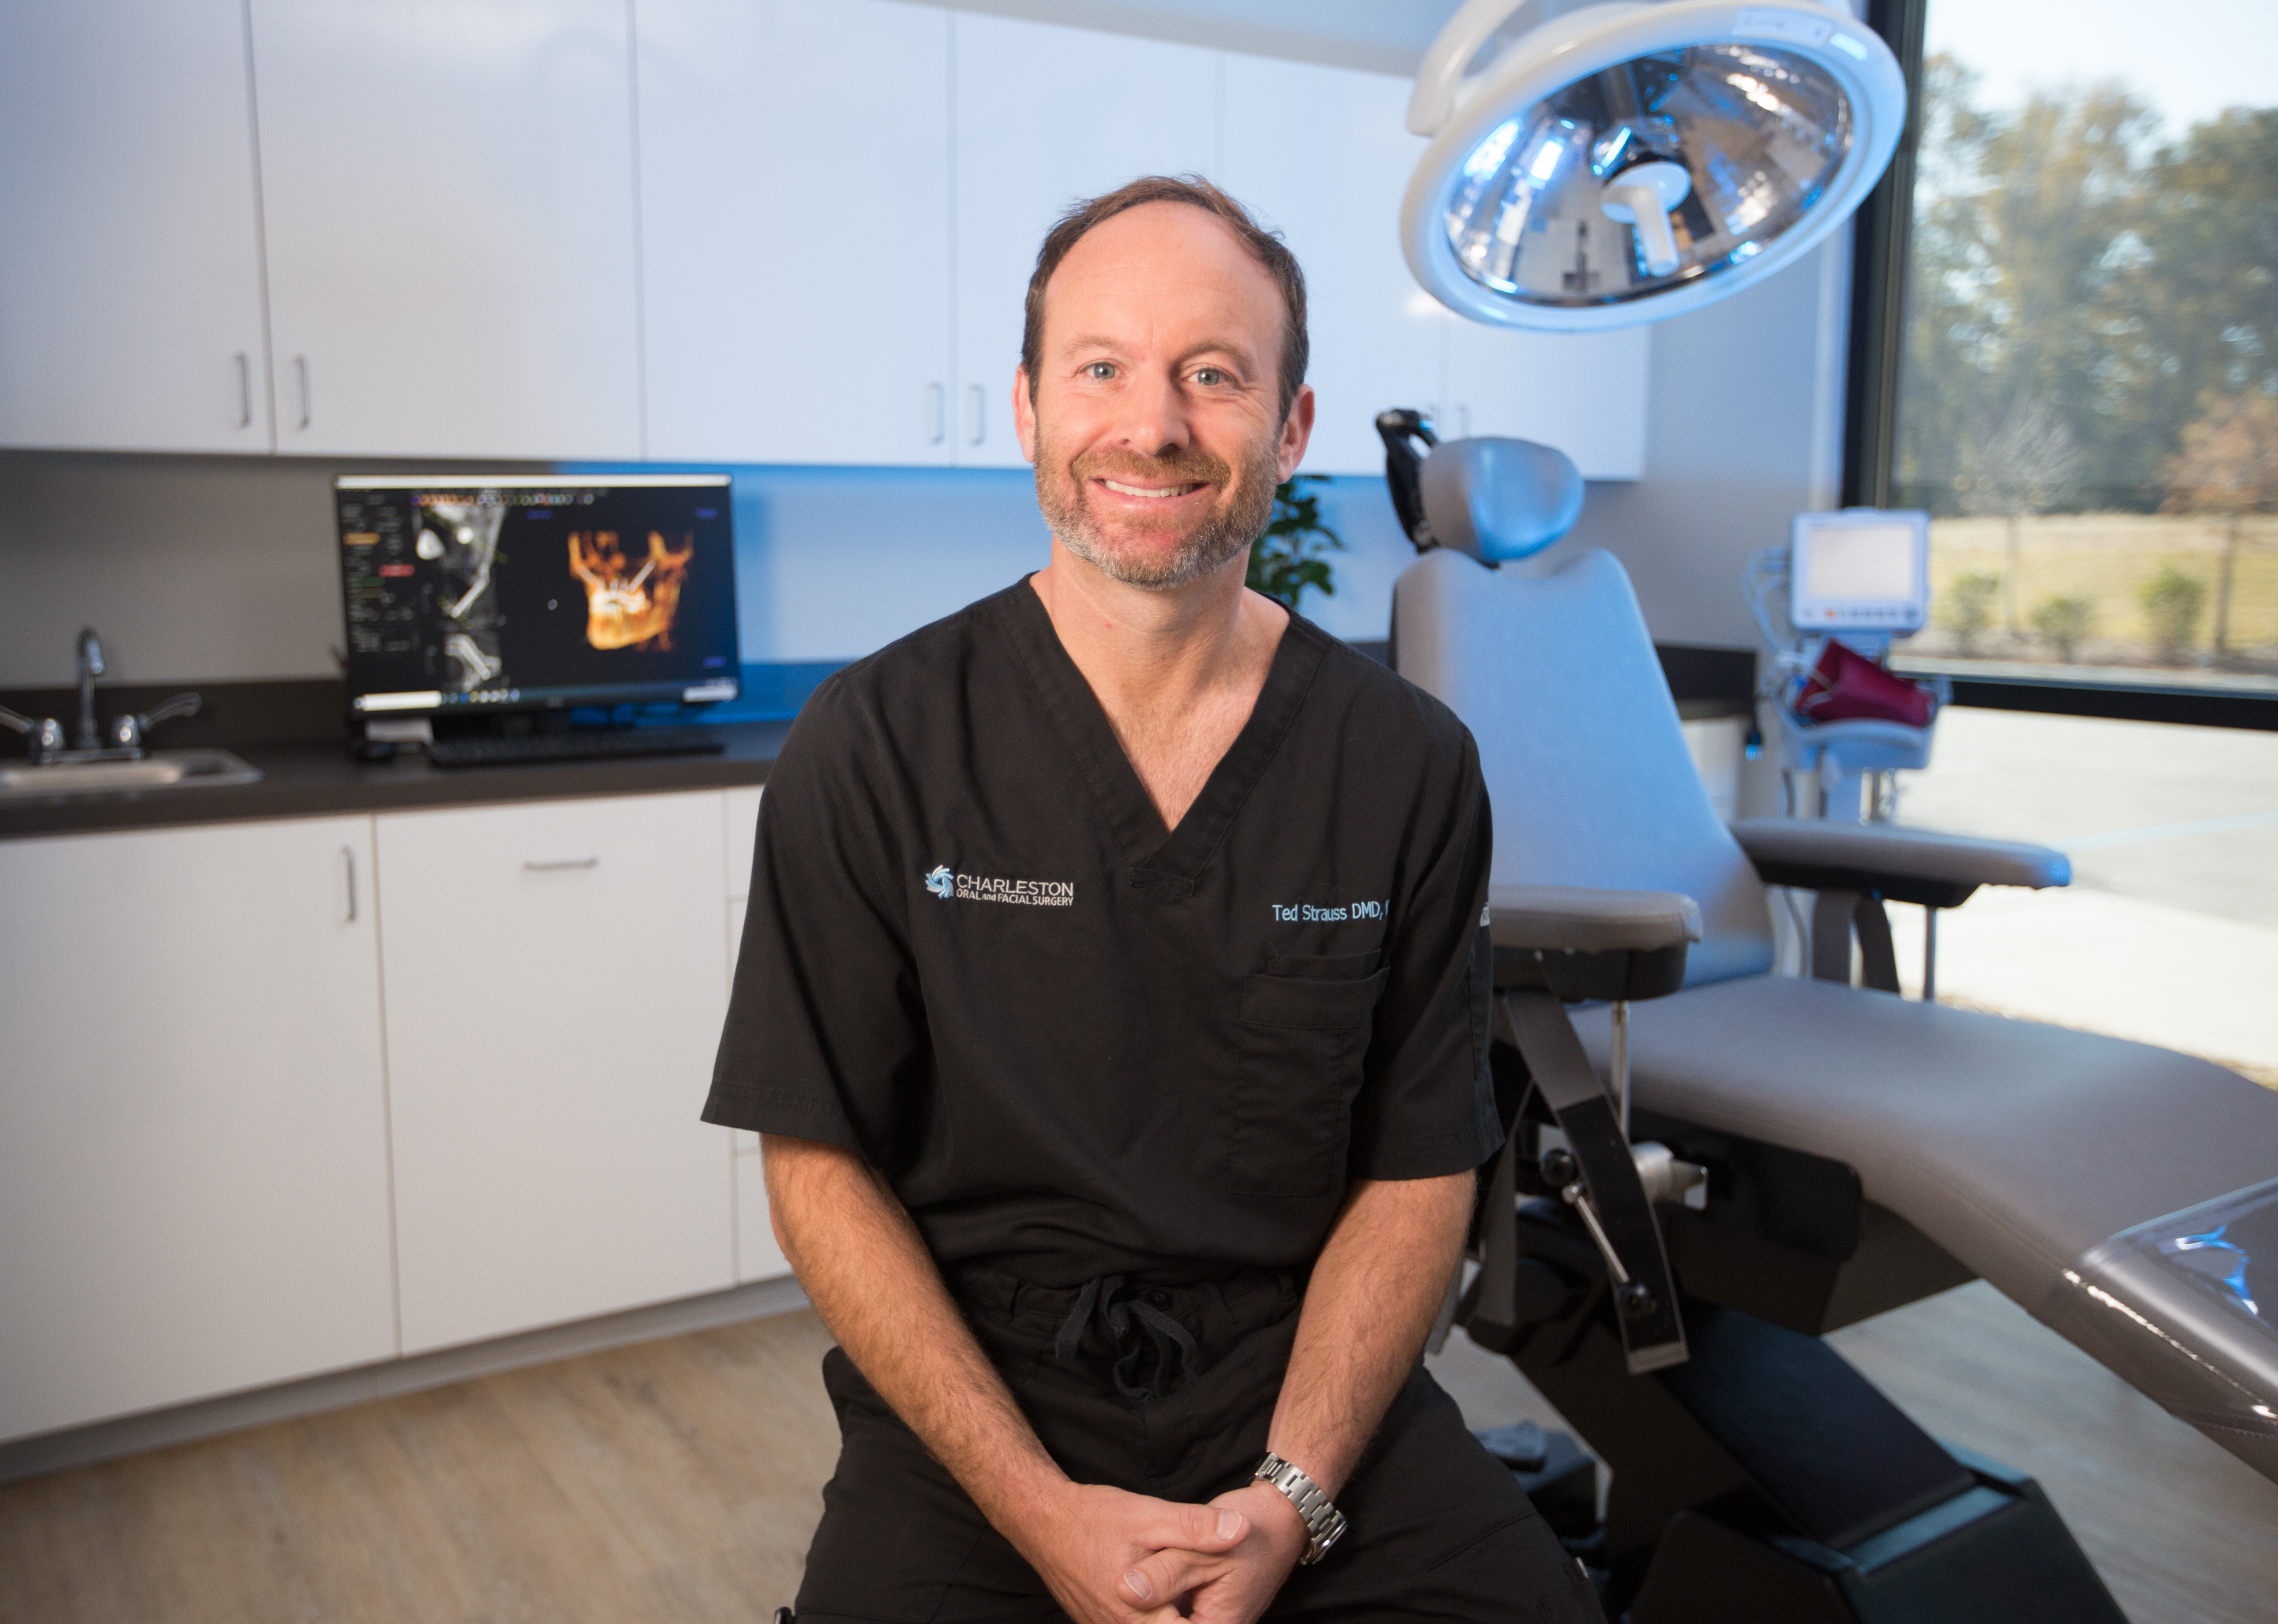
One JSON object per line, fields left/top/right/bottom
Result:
{"left": 1839, "top": 0, "right": 2278, "bottom": 732}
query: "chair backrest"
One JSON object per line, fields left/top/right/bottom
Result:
{"left": 1393, "top": 546, "right": 1775, "bottom": 986}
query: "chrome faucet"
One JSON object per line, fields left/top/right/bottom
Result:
{"left": 76, "top": 627, "right": 107, "bottom": 749}
{"left": 0, "top": 628, "right": 200, "bottom": 766}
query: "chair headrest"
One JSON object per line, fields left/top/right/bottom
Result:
{"left": 1419, "top": 437, "right": 1584, "bottom": 563}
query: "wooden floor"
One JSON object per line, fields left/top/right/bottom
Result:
{"left": 3, "top": 1284, "right": 2272, "bottom": 1623}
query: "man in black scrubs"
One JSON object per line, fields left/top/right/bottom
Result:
{"left": 704, "top": 176, "right": 1600, "bottom": 1624}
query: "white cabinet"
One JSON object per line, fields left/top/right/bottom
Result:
{"left": 0, "top": 818, "right": 395, "bottom": 1441}
{"left": 375, "top": 791, "right": 733, "bottom": 1352}
{"left": 0, "top": 0, "right": 273, "bottom": 453}
{"left": 951, "top": 15, "right": 1220, "bottom": 468}
{"left": 1441, "top": 322, "right": 1650, "bottom": 480}
{"left": 639, "top": 0, "right": 954, "bottom": 465}
{"left": 248, "top": 0, "right": 644, "bottom": 460}
{"left": 4, "top": 5, "right": 1651, "bottom": 470}
{"left": 1222, "top": 56, "right": 1442, "bottom": 477}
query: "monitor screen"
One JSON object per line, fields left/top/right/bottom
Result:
{"left": 1802, "top": 523, "right": 1916, "bottom": 602}
{"left": 1790, "top": 509, "right": 1928, "bottom": 633}
{"left": 337, "top": 475, "right": 739, "bottom": 716}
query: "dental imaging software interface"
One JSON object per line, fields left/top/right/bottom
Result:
{"left": 337, "top": 475, "right": 740, "bottom": 716}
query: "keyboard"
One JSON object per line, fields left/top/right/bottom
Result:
{"left": 424, "top": 726, "right": 728, "bottom": 769}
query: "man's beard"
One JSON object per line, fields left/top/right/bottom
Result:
{"left": 1034, "top": 425, "right": 1279, "bottom": 592}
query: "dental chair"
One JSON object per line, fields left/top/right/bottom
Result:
{"left": 1379, "top": 415, "right": 2278, "bottom": 1622}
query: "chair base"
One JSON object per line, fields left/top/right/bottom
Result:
{"left": 1627, "top": 1453, "right": 2123, "bottom": 1624}
{"left": 1485, "top": 1200, "right": 2125, "bottom": 1621}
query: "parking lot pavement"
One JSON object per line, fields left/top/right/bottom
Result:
{"left": 1887, "top": 708, "right": 2278, "bottom": 1079}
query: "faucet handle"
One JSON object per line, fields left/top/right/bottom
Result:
{"left": 108, "top": 693, "right": 202, "bottom": 753}
{"left": 0, "top": 705, "right": 68, "bottom": 765}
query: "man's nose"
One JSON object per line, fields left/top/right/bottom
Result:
{"left": 1113, "top": 366, "right": 1192, "bottom": 458}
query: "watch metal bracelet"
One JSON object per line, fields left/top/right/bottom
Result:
{"left": 1252, "top": 1451, "right": 1348, "bottom": 1564}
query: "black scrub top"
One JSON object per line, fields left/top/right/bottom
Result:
{"left": 702, "top": 579, "right": 1500, "bottom": 1287}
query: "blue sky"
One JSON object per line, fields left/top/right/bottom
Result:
{"left": 1927, "top": 0, "right": 2276, "bottom": 134}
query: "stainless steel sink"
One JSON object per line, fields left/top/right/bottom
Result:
{"left": 0, "top": 749, "right": 263, "bottom": 797}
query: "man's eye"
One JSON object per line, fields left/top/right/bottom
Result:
{"left": 1085, "top": 362, "right": 1116, "bottom": 381}
{"left": 1193, "top": 368, "right": 1225, "bottom": 386}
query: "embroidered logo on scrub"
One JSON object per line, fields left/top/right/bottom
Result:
{"left": 924, "top": 864, "right": 1075, "bottom": 907}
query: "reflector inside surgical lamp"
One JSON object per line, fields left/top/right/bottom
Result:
{"left": 1404, "top": 0, "right": 1905, "bottom": 332}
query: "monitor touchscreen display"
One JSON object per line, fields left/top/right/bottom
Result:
{"left": 337, "top": 475, "right": 738, "bottom": 715}
{"left": 1802, "top": 523, "right": 1917, "bottom": 603}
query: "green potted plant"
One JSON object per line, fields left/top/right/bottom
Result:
{"left": 1247, "top": 475, "right": 1346, "bottom": 613}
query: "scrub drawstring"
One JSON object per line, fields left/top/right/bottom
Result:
{"left": 1053, "top": 1276, "right": 1199, "bottom": 1405}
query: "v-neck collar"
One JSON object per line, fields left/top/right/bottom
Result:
{"left": 994, "top": 576, "right": 1330, "bottom": 894}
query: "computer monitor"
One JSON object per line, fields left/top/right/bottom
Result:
{"left": 1789, "top": 508, "right": 1929, "bottom": 636}
{"left": 336, "top": 474, "right": 740, "bottom": 719}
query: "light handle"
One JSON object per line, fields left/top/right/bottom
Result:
{"left": 1602, "top": 179, "right": 1681, "bottom": 275}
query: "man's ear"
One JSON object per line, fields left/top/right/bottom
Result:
{"left": 1012, "top": 367, "right": 1038, "bottom": 464}
{"left": 1275, "top": 383, "right": 1316, "bottom": 483}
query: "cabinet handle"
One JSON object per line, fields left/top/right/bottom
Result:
{"left": 966, "top": 383, "right": 985, "bottom": 446}
{"left": 234, "top": 353, "right": 252, "bottom": 428}
{"left": 1456, "top": 403, "right": 1472, "bottom": 439}
{"left": 341, "top": 845, "right": 357, "bottom": 922}
{"left": 524, "top": 856, "right": 600, "bottom": 872}
{"left": 927, "top": 382, "right": 946, "bottom": 445}
{"left": 294, "top": 355, "right": 311, "bottom": 431}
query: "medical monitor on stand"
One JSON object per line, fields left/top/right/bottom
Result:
{"left": 1788, "top": 508, "right": 1929, "bottom": 651}
{"left": 335, "top": 474, "right": 740, "bottom": 735}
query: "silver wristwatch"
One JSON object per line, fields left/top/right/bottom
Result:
{"left": 1253, "top": 1451, "right": 1348, "bottom": 1565}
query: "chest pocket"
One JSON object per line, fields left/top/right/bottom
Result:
{"left": 1224, "top": 955, "right": 1391, "bottom": 1197}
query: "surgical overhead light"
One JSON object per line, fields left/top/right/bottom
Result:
{"left": 1402, "top": 0, "right": 1906, "bottom": 331}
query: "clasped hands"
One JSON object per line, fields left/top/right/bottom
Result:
{"left": 1018, "top": 1476, "right": 1313, "bottom": 1624}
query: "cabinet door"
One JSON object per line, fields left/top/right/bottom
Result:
{"left": 376, "top": 792, "right": 733, "bottom": 1353}
{"left": 0, "top": 0, "right": 272, "bottom": 453}
{"left": 639, "top": 0, "right": 953, "bottom": 465}
{"left": 1221, "top": 56, "right": 1440, "bottom": 476}
{"left": 1442, "top": 323, "right": 1650, "bottom": 480}
{"left": 951, "top": 15, "right": 1219, "bottom": 468}
{"left": 0, "top": 818, "right": 394, "bottom": 1442}
{"left": 249, "top": 0, "right": 643, "bottom": 459}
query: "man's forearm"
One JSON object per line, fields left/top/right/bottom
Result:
{"left": 1266, "top": 1171, "right": 1475, "bottom": 1498}
{"left": 762, "top": 1133, "right": 1064, "bottom": 1527}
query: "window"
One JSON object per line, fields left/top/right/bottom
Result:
{"left": 1848, "top": 0, "right": 2278, "bottom": 1085}
{"left": 1872, "top": 0, "right": 2277, "bottom": 703}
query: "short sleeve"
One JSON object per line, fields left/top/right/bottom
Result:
{"left": 701, "top": 676, "right": 928, "bottom": 1166}
{"left": 1346, "top": 724, "right": 1501, "bottom": 1181}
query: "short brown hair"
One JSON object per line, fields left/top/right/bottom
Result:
{"left": 1021, "top": 174, "right": 1309, "bottom": 421}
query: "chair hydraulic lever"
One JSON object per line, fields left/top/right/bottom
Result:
{"left": 1490, "top": 990, "right": 1699, "bottom": 1373}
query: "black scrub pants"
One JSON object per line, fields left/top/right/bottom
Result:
{"left": 793, "top": 1268, "right": 1603, "bottom": 1623}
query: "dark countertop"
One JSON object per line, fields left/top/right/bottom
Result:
{"left": 0, "top": 721, "right": 790, "bottom": 841}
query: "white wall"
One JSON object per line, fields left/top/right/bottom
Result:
{"left": 1520, "top": 239, "right": 1850, "bottom": 649}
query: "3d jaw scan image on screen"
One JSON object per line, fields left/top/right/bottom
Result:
{"left": 337, "top": 475, "right": 739, "bottom": 716}
{"left": 567, "top": 527, "right": 697, "bottom": 652}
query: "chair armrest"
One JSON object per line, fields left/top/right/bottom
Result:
{"left": 1487, "top": 886, "right": 1700, "bottom": 1001}
{"left": 1730, "top": 818, "right": 2070, "bottom": 909}
{"left": 1489, "top": 885, "right": 1702, "bottom": 953}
